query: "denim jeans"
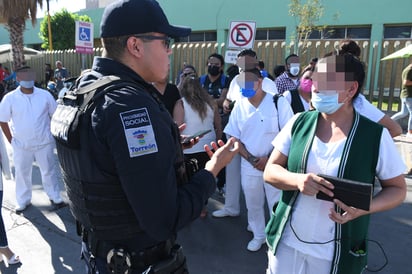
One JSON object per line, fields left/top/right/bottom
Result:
{"left": 0, "top": 191, "right": 8, "bottom": 247}
{"left": 391, "top": 97, "right": 412, "bottom": 131}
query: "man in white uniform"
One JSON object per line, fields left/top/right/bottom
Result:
{"left": 224, "top": 68, "right": 293, "bottom": 251}
{"left": 0, "top": 66, "right": 64, "bottom": 213}
{"left": 214, "top": 50, "right": 279, "bottom": 219}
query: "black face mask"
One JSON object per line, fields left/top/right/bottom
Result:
{"left": 208, "top": 65, "right": 221, "bottom": 76}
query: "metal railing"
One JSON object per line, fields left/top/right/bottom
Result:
{"left": 24, "top": 39, "right": 412, "bottom": 113}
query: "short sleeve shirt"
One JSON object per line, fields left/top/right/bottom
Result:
{"left": 0, "top": 87, "right": 57, "bottom": 148}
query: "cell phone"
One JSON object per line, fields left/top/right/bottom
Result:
{"left": 181, "top": 129, "right": 212, "bottom": 144}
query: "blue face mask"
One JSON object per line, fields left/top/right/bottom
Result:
{"left": 241, "top": 88, "right": 256, "bottom": 98}
{"left": 311, "top": 91, "right": 343, "bottom": 114}
{"left": 19, "top": 80, "right": 35, "bottom": 89}
{"left": 240, "top": 81, "right": 256, "bottom": 98}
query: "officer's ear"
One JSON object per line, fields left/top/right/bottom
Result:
{"left": 126, "top": 36, "right": 144, "bottom": 58}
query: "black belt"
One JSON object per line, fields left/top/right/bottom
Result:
{"left": 84, "top": 230, "right": 174, "bottom": 270}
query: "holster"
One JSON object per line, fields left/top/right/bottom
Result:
{"left": 81, "top": 242, "right": 98, "bottom": 274}
{"left": 143, "top": 245, "right": 188, "bottom": 274}
{"left": 81, "top": 224, "right": 181, "bottom": 273}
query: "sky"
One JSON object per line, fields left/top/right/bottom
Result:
{"left": 37, "top": 0, "right": 87, "bottom": 18}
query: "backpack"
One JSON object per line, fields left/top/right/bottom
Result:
{"left": 273, "top": 93, "right": 282, "bottom": 131}
{"left": 51, "top": 74, "right": 141, "bottom": 149}
{"left": 273, "top": 89, "right": 305, "bottom": 114}
{"left": 199, "top": 74, "right": 227, "bottom": 89}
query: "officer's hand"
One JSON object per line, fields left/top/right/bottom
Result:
{"left": 204, "top": 137, "right": 239, "bottom": 178}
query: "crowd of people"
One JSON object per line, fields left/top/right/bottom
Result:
{"left": 0, "top": 0, "right": 409, "bottom": 273}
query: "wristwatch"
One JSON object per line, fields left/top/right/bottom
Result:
{"left": 247, "top": 154, "right": 258, "bottom": 165}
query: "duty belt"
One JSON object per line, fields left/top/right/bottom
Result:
{"left": 83, "top": 229, "right": 174, "bottom": 271}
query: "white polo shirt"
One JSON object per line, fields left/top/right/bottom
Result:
{"left": 0, "top": 86, "right": 57, "bottom": 149}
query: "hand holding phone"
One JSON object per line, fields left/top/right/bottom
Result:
{"left": 181, "top": 129, "right": 212, "bottom": 144}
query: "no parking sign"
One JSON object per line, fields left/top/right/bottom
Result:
{"left": 227, "top": 21, "right": 256, "bottom": 49}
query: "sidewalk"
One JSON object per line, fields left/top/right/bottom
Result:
{"left": 0, "top": 134, "right": 411, "bottom": 274}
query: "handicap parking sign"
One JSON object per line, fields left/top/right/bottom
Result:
{"left": 75, "top": 21, "right": 94, "bottom": 54}
{"left": 79, "top": 27, "right": 90, "bottom": 41}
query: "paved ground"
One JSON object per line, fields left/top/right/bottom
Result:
{"left": 0, "top": 134, "right": 411, "bottom": 274}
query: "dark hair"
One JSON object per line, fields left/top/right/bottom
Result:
{"left": 321, "top": 54, "right": 365, "bottom": 98}
{"left": 285, "top": 54, "right": 299, "bottom": 64}
{"left": 238, "top": 49, "right": 257, "bottom": 58}
{"left": 183, "top": 64, "right": 197, "bottom": 73}
{"left": 273, "top": 65, "right": 285, "bottom": 78}
{"left": 339, "top": 39, "right": 361, "bottom": 58}
{"left": 101, "top": 35, "right": 129, "bottom": 60}
{"left": 208, "top": 53, "right": 225, "bottom": 66}
{"left": 226, "top": 64, "right": 240, "bottom": 79}
{"left": 244, "top": 68, "right": 262, "bottom": 78}
{"left": 258, "top": 60, "right": 265, "bottom": 69}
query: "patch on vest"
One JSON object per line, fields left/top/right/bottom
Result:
{"left": 120, "top": 108, "right": 158, "bottom": 158}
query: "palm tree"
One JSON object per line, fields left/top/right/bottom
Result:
{"left": 0, "top": 0, "right": 44, "bottom": 69}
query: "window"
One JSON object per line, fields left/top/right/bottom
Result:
{"left": 255, "top": 29, "right": 286, "bottom": 40}
{"left": 384, "top": 25, "right": 412, "bottom": 39}
{"left": 347, "top": 27, "right": 371, "bottom": 39}
{"left": 323, "top": 27, "right": 346, "bottom": 39}
{"left": 174, "top": 31, "right": 217, "bottom": 43}
{"left": 308, "top": 26, "right": 371, "bottom": 40}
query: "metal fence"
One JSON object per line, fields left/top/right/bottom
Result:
{"left": 25, "top": 39, "right": 412, "bottom": 112}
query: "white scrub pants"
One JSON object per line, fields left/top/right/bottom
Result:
{"left": 241, "top": 172, "right": 280, "bottom": 240}
{"left": 222, "top": 152, "right": 241, "bottom": 215}
{"left": 12, "top": 142, "right": 61, "bottom": 207}
{"left": 266, "top": 242, "right": 332, "bottom": 274}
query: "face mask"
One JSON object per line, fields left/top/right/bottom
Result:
{"left": 300, "top": 78, "right": 312, "bottom": 93}
{"left": 311, "top": 91, "right": 343, "bottom": 114}
{"left": 289, "top": 64, "right": 300, "bottom": 76}
{"left": 19, "top": 80, "right": 35, "bottom": 89}
{"left": 240, "top": 88, "right": 256, "bottom": 98}
{"left": 208, "top": 65, "right": 220, "bottom": 76}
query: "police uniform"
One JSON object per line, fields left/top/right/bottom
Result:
{"left": 55, "top": 54, "right": 218, "bottom": 273}
{"left": 52, "top": 1, "right": 218, "bottom": 273}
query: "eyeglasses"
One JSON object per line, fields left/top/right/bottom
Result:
{"left": 133, "top": 35, "right": 172, "bottom": 49}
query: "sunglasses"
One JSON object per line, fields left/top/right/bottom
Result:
{"left": 133, "top": 35, "right": 172, "bottom": 49}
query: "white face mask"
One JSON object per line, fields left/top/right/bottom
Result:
{"left": 19, "top": 80, "right": 35, "bottom": 89}
{"left": 289, "top": 63, "right": 300, "bottom": 76}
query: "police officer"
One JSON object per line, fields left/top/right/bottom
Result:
{"left": 52, "top": 0, "right": 238, "bottom": 273}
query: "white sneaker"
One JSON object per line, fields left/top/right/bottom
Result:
{"left": 247, "top": 238, "right": 266, "bottom": 252}
{"left": 212, "top": 208, "right": 240, "bottom": 218}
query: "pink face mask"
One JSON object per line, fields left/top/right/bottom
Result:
{"left": 300, "top": 78, "right": 312, "bottom": 93}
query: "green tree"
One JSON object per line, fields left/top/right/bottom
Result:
{"left": 289, "top": 0, "right": 325, "bottom": 53}
{"left": 0, "top": 0, "right": 43, "bottom": 69}
{"left": 39, "top": 9, "right": 91, "bottom": 50}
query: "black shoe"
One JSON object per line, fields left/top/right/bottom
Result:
{"left": 217, "top": 187, "right": 225, "bottom": 197}
{"left": 15, "top": 203, "right": 31, "bottom": 214}
{"left": 50, "top": 200, "right": 67, "bottom": 210}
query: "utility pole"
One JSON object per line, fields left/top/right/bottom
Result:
{"left": 47, "top": 0, "right": 53, "bottom": 51}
